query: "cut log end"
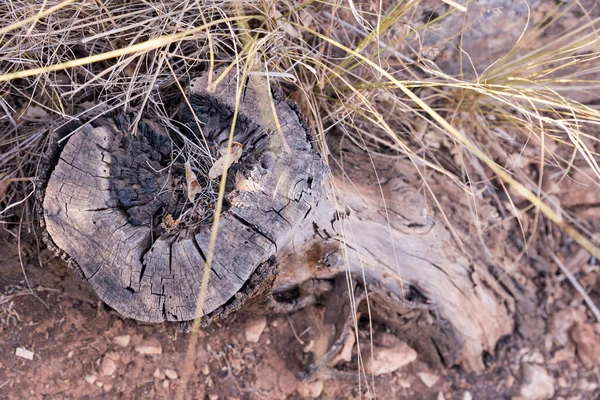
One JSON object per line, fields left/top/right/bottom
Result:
{"left": 38, "top": 70, "right": 327, "bottom": 322}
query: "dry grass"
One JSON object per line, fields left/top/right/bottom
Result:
{"left": 1, "top": 0, "right": 600, "bottom": 396}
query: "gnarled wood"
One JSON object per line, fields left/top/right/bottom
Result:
{"left": 271, "top": 147, "right": 518, "bottom": 372}
{"left": 39, "top": 69, "right": 529, "bottom": 373}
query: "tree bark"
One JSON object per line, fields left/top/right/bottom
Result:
{"left": 38, "top": 69, "right": 527, "bottom": 372}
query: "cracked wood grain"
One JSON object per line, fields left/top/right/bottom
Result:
{"left": 39, "top": 69, "right": 327, "bottom": 322}
{"left": 38, "top": 68, "right": 530, "bottom": 374}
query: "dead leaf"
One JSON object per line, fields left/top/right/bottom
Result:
{"left": 161, "top": 214, "right": 179, "bottom": 231}
{"left": 208, "top": 144, "right": 243, "bottom": 180}
{"left": 184, "top": 161, "right": 201, "bottom": 202}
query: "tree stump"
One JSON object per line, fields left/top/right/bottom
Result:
{"left": 39, "top": 71, "right": 327, "bottom": 323}
{"left": 38, "top": 69, "right": 529, "bottom": 372}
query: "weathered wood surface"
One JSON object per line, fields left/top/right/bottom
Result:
{"left": 273, "top": 149, "right": 517, "bottom": 372}
{"left": 39, "top": 69, "right": 529, "bottom": 372}
{"left": 40, "top": 70, "right": 327, "bottom": 322}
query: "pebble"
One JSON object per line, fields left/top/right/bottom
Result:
{"left": 135, "top": 339, "right": 163, "bottom": 355}
{"left": 577, "top": 379, "right": 598, "bottom": 392}
{"left": 162, "top": 379, "right": 169, "bottom": 389}
{"left": 113, "top": 334, "right": 131, "bottom": 347}
{"left": 100, "top": 357, "right": 117, "bottom": 376}
{"left": 244, "top": 317, "right": 267, "bottom": 343}
{"left": 463, "top": 391, "right": 473, "bottom": 400}
{"left": 522, "top": 351, "right": 545, "bottom": 364}
{"left": 297, "top": 380, "right": 324, "bottom": 399}
{"left": 506, "top": 375, "right": 515, "bottom": 388}
{"left": 364, "top": 340, "right": 417, "bottom": 376}
{"left": 571, "top": 322, "right": 600, "bottom": 369}
{"left": 15, "top": 347, "right": 34, "bottom": 360}
{"left": 558, "top": 376, "right": 570, "bottom": 388}
{"left": 417, "top": 372, "right": 439, "bottom": 388}
{"left": 398, "top": 378, "right": 412, "bottom": 388}
{"left": 85, "top": 375, "right": 97, "bottom": 385}
{"left": 153, "top": 368, "right": 164, "bottom": 379}
{"left": 551, "top": 347, "right": 575, "bottom": 364}
{"left": 164, "top": 369, "right": 178, "bottom": 380}
{"left": 519, "top": 363, "right": 555, "bottom": 400}
{"left": 208, "top": 394, "right": 219, "bottom": 400}
{"left": 201, "top": 365, "right": 210, "bottom": 376}
{"left": 550, "top": 309, "right": 585, "bottom": 347}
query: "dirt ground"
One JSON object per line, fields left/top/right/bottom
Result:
{"left": 0, "top": 238, "right": 455, "bottom": 400}
{"left": 2, "top": 171, "right": 600, "bottom": 400}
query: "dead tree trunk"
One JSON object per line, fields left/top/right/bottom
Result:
{"left": 38, "top": 69, "right": 521, "bottom": 372}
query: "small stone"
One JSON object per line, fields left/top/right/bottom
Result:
{"left": 103, "top": 383, "right": 113, "bottom": 392}
{"left": 162, "top": 379, "right": 169, "bottom": 389}
{"left": 85, "top": 375, "right": 97, "bottom": 385}
{"left": 244, "top": 317, "right": 267, "bottom": 343}
{"left": 364, "top": 340, "right": 417, "bottom": 376}
{"left": 520, "top": 363, "right": 555, "bottom": 400}
{"left": 297, "top": 380, "right": 324, "bottom": 399}
{"left": 164, "top": 369, "right": 178, "bottom": 380}
{"left": 100, "top": 357, "right": 117, "bottom": 376}
{"left": 571, "top": 322, "right": 600, "bottom": 369}
{"left": 95, "top": 381, "right": 104, "bottom": 388}
{"left": 551, "top": 348, "right": 575, "bottom": 364}
{"left": 506, "top": 375, "right": 515, "bottom": 388}
{"left": 25, "top": 105, "right": 48, "bottom": 119}
{"left": 463, "top": 391, "right": 473, "bottom": 400}
{"left": 417, "top": 372, "right": 440, "bottom": 388}
{"left": 558, "top": 376, "right": 570, "bottom": 388}
{"left": 113, "top": 335, "right": 131, "bottom": 347}
{"left": 523, "top": 351, "right": 544, "bottom": 364}
{"left": 201, "top": 365, "right": 210, "bottom": 376}
{"left": 577, "top": 379, "right": 598, "bottom": 392}
{"left": 131, "top": 334, "right": 144, "bottom": 346}
{"left": 67, "top": 351, "right": 74, "bottom": 359}
{"left": 398, "top": 378, "right": 412, "bottom": 388}
{"left": 135, "top": 339, "right": 162, "bottom": 355}
{"left": 15, "top": 347, "right": 34, "bottom": 360}
{"left": 153, "top": 368, "right": 162, "bottom": 379}
{"left": 208, "top": 394, "right": 219, "bottom": 400}
{"left": 551, "top": 309, "right": 585, "bottom": 347}
{"left": 437, "top": 392, "right": 446, "bottom": 400}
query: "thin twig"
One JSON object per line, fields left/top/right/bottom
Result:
{"left": 287, "top": 316, "right": 306, "bottom": 345}
{"left": 550, "top": 252, "right": 600, "bottom": 322}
